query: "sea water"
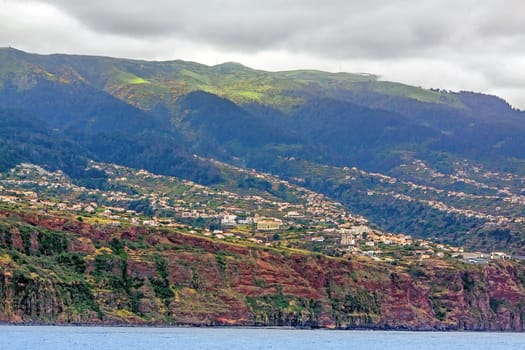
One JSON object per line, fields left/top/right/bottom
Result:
{"left": 0, "top": 326, "right": 524, "bottom": 350}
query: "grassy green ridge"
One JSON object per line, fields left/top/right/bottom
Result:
{"left": 0, "top": 47, "right": 462, "bottom": 111}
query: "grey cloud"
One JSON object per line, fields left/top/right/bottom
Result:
{"left": 471, "top": 60, "right": 525, "bottom": 90}
{"left": 40, "top": 0, "right": 324, "bottom": 45}
{"left": 476, "top": 1, "right": 525, "bottom": 37}
{"left": 38, "top": 0, "right": 485, "bottom": 58}
{"left": 39, "top": 0, "right": 525, "bottom": 63}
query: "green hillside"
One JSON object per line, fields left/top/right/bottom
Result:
{"left": 1, "top": 47, "right": 525, "bottom": 253}
{"left": 0, "top": 47, "right": 464, "bottom": 111}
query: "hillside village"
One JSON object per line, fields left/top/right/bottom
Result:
{"left": 317, "top": 159, "right": 525, "bottom": 225}
{"left": 0, "top": 161, "right": 513, "bottom": 265}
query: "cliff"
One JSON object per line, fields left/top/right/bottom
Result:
{"left": 1, "top": 208, "right": 525, "bottom": 330}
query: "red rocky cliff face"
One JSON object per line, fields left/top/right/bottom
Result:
{"left": 1, "top": 210, "right": 525, "bottom": 330}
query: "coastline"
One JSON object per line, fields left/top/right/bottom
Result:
{"left": 0, "top": 321, "right": 520, "bottom": 332}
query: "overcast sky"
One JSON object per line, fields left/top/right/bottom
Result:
{"left": 1, "top": 0, "right": 524, "bottom": 109}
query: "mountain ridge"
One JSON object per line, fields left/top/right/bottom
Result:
{"left": 2, "top": 47, "right": 522, "bottom": 111}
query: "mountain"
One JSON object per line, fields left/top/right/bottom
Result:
{"left": 0, "top": 107, "right": 91, "bottom": 176}
{"left": 1, "top": 47, "right": 525, "bottom": 252}
{"left": 172, "top": 91, "right": 296, "bottom": 161}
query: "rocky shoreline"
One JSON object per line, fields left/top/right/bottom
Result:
{"left": 2, "top": 211, "right": 525, "bottom": 331}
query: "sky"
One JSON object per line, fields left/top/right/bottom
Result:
{"left": 1, "top": 0, "right": 524, "bottom": 109}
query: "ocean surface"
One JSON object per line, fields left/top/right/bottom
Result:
{"left": 0, "top": 326, "right": 524, "bottom": 350}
